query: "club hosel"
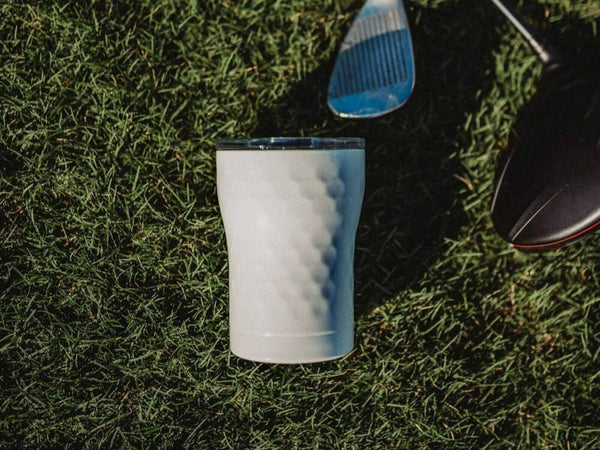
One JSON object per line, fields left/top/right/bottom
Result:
{"left": 533, "top": 38, "right": 563, "bottom": 68}
{"left": 490, "top": 0, "right": 563, "bottom": 68}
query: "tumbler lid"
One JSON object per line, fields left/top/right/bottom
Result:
{"left": 217, "top": 137, "right": 365, "bottom": 151}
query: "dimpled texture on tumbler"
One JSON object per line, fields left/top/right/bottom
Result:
{"left": 217, "top": 149, "right": 365, "bottom": 363}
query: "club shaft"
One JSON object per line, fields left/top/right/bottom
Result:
{"left": 489, "top": 0, "right": 561, "bottom": 66}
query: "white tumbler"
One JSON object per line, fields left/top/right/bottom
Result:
{"left": 217, "top": 137, "right": 365, "bottom": 363}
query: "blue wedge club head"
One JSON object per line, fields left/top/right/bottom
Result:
{"left": 328, "top": 0, "right": 415, "bottom": 119}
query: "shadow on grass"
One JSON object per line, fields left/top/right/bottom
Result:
{"left": 252, "top": 0, "right": 504, "bottom": 316}
{"left": 518, "top": 2, "right": 600, "bottom": 73}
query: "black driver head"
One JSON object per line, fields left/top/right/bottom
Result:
{"left": 491, "top": 69, "right": 600, "bottom": 252}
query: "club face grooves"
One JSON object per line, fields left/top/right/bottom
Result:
{"left": 329, "top": 10, "right": 410, "bottom": 100}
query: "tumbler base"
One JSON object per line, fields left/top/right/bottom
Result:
{"left": 230, "top": 330, "right": 353, "bottom": 364}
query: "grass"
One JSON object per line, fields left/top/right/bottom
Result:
{"left": 1, "top": 0, "right": 600, "bottom": 447}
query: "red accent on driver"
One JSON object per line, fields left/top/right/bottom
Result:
{"left": 513, "top": 219, "right": 600, "bottom": 249}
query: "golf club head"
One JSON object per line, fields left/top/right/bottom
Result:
{"left": 491, "top": 71, "right": 600, "bottom": 252}
{"left": 327, "top": 0, "right": 415, "bottom": 119}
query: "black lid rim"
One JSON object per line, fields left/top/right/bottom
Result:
{"left": 217, "top": 137, "right": 365, "bottom": 150}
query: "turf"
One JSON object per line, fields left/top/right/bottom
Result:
{"left": 1, "top": 0, "right": 600, "bottom": 447}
